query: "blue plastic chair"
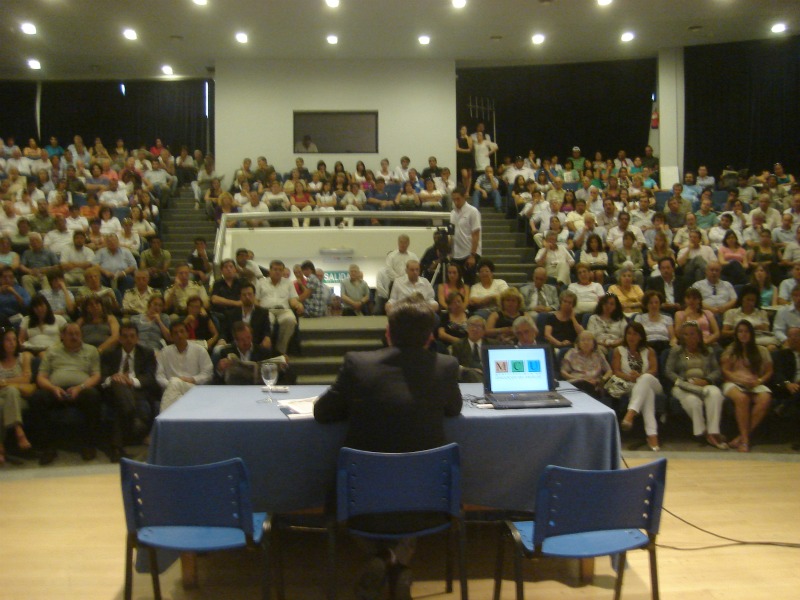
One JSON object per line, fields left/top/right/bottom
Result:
{"left": 331, "top": 443, "right": 468, "bottom": 600}
{"left": 120, "top": 458, "right": 272, "bottom": 600}
{"left": 493, "top": 459, "right": 667, "bottom": 600}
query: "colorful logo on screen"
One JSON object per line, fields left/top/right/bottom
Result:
{"left": 494, "top": 360, "right": 541, "bottom": 374}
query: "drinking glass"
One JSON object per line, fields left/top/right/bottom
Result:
{"left": 261, "top": 363, "right": 279, "bottom": 402}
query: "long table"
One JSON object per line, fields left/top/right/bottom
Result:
{"left": 149, "top": 383, "right": 621, "bottom": 513}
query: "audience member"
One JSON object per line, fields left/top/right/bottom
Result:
{"left": 0, "top": 328, "right": 34, "bottom": 463}
{"left": 560, "top": 330, "right": 611, "bottom": 398}
{"left": 156, "top": 321, "right": 213, "bottom": 412}
{"left": 543, "top": 290, "right": 583, "bottom": 349}
{"left": 449, "top": 315, "right": 489, "bottom": 383}
{"left": 131, "top": 295, "right": 171, "bottom": 351}
{"left": 100, "top": 322, "right": 160, "bottom": 461}
{"left": 255, "top": 260, "right": 304, "bottom": 355}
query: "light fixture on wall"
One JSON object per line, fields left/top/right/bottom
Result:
{"left": 620, "top": 31, "right": 635, "bottom": 42}
{"left": 771, "top": 23, "right": 787, "bottom": 33}
{"left": 452, "top": 0, "right": 467, "bottom": 8}
{"left": 597, "top": 0, "right": 612, "bottom": 6}
{"left": 326, "top": 0, "right": 340, "bottom": 7}
{"left": 21, "top": 22, "right": 37, "bottom": 35}
{"left": 193, "top": 0, "right": 208, "bottom": 5}
{"left": 123, "top": 28, "right": 137, "bottom": 40}
{"left": 162, "top": 65, "right": 174, "bottom": 75}
{"left": 418, "top": 35, "right": 431, "bottom": 45}
{"left": 236, "top": 32, "right": 248, "bottom": 43}
{"left": 28, "top": 59, "right": 41, "bottom": 70}
{"left": 327, "top": 34, "right": 338, "bottom": 44}
{"left": 531, "top": 33, "right": 545, "bottom": 45}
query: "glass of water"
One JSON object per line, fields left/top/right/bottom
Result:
{"left": 261, "top": 363, "right": 279, "bottom": 402}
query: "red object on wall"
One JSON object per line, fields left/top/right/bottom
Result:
{"left": 650, "top": 110, "right": 659, "bottom": 129}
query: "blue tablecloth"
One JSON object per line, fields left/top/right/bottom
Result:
{"left": 149, "top": 384, "right": 620, "bottom": 513}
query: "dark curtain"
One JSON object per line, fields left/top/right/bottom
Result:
{"left": 0, "top": 82, "right": 38, "bottom": 143}
{"left": 684, "top": 35, "right": 800, "bottom": 177}
{"left": 456, "top": 59, "right": 656, "bottom": 164}
{"left": 38, "top": 79, "right": 212, "bottom": 155}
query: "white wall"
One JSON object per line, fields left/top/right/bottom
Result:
{"left": 657, "top": 48, "right": 685, "bottom": 189}
{"left": 215, "top": 59, "right": 456, "bottom": 182}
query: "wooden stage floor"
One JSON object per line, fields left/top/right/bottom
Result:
{"left": 2, "top": 454, "right": 799, "bottom": 599}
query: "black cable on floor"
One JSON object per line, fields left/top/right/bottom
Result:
{"left": 621, "top": 455, "right": 800, "bottom": 551}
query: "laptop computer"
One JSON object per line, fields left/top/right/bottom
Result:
{"left": 481, "top": 345, "right": 572, "bottom": 409}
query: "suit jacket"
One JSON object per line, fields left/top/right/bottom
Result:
{"left": 519, "top": 282, "right": 559, "bottom": 312}
{"left": 314, "top": 346, "right": 462, "bottom": 453}
{"left": 772, "top": 348, "right": 800, "bottom": 396}
{"left": 223, "top": 305, "right": 272, "bottom": 346}
{"left": 100, "top": 343, "right": 160, "bottom": 399}
{"left": 449, "top": 337, "right": 491, "bottom": 383}
{"left": 646, "top": 275, "right": 686, "bottom": 306}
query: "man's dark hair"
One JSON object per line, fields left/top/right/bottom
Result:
{"left": 236, "top": 248, "right": 249, "bottom": 257}
{"left": 658, "top": 256, "right": 675, "bottom": 270}
{"left": 194, "top": 237, "right": 206, "bottom": 244}
{"left": 170, "top": 321, "right": 187, "bottom": 334}
{"left": 240, "top": 282, "right": 256, "bottom": 295}
{"left": 269, "top": 259, "right": 285, "bottom": 269}
{"left": 120, "top": 322, "right": 139, "bottom": 336}
{"left": 452, "top": 185, "right": 466, "bottom": 197}
{"left": 231, "top": 321, "right": 252, "bottom": 337}
{"left": 388, "top": 299, "right": 436, "bottom": 348}
{"left": 301, "top": 260, "right": 315, "bottom": 271}
{"left": 220, "top": 258, "right": 236, "bottom": 269}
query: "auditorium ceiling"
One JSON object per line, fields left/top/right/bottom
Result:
{"left": 0, "top": 0, "right": 797, "bottom": 79}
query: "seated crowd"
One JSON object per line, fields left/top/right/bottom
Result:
{"left": 1, "top": 133, "right": 798, "bottom": 466}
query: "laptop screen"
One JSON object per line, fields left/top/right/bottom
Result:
{"left": 483, "top": 346, "right": 554, "bottom": 393}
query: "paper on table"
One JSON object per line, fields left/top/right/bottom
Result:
{"left": 277, "top": 397, "right": 318, "bottom": 419}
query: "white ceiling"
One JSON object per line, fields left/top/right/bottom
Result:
{"left": 1, "top": 0, "right": 797, "bottom": 80}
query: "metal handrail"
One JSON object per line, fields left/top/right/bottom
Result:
{"left": 212, "top": 210, "right": 449, "bottom": 273}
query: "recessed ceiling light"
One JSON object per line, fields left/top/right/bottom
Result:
{"left": 123, "top": 28, "right": 137, "bottom": 40}
{"left": 452, "top": 0, "right": 467, "bottom": 8}
{"left": 161, "top": 65, "right": 174, "bottom": 75}
{"left": 325, "top": 0, "right": 340, "bottom": 7}
{"left": 28, "top": 59, "right": 41, "bottom": 70}
{"left": 327, "top": 34, "right": 338, "bottom": 45}
{"left": 620, "top": 31, "right": 635, "bottom": 42}
{"left": 771, "top": 23, "right": 787, "bottom": 33}
{"left": 532, "top": 33, "right": 545, "bottom": 45}
{"left": 419, "top": 35, "right": 431, "bottom": 45}
{"left": 236, "top": 32, "right": 248, "bottom": 44}
{"left": 193, "top": 0, "right": 208, "bottom": 5}
{"left": 21, "top": 22, "right": 37, "bottom": 35}
{"left": 598, "top": 0, "right": 612, "bottom": 6}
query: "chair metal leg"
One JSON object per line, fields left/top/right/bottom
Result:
{"left": 613, "top": 551, "right": 627, "bottom": 600}
{"left": 326, "top": 520, "right": 337, "bottom": 600}
{"left": 457, "top": 520, "right": 469, "bottom": 600}
{"left": 445, "top": 525, "right": 454, "bottom": 593}
{"left": 274, "top": 523, "right": 286, "bottom": 600}
{"left": 648, "top": 544, "right": 660, "bottom": 600}
{"left": 124, "top": 536, "right": 134, "bottom": 600}
{"left": 147, "top": 547, "right": 162, "bottom": 600}
{"left": 261, "top": 518, "right": 273, "bottom": 600}
{"left": 492, "top": 523, "right": 506, "bottom": 600}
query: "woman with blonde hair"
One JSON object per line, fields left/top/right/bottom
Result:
{"left": 486, "top": 287, "right": 525, "bottom": 344}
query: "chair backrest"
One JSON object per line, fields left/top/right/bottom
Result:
{"left": 120, "top": 458, "right": 254, "bottom": 537}
{"left": 533, "top": 458, "right": 667, "bottom": 547}
{"left": 336, "top": 443, "right": 461, "bottom": 523}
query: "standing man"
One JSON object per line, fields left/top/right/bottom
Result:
{"left": 449, "top": 186, "right": 481, "bottom": 286}
{"left": 255, "top": 260, "right": 304, "bottom": 355}
{"left": 156, "top": 321, "right": 213, "bottom": 412}
{"left": 314, "top": 300, "right": 462, "bottom": 600}
{"left": 101, "top": 323, "right": 160, "bottom": 461}
{"left": 30, "top": 323, "right": 102, "bottom": 465}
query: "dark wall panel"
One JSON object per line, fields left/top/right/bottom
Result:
{"left": 684, "top": 35, "right": 800, "bottom": 177}
{"left": 456, "top": 59, "right": 657, "bottom": 165}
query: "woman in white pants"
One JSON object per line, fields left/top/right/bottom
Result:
{"left": 664, "top": 322, "right": 727, "bottom": 449}
{"left": 606, "top": 321, "right": 662, "bottom": 450}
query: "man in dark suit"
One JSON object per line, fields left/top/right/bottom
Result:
{"left": 646, "top": 257, "right": 686, "bottom": 314}
{"left": 449, "top": 315, "right": 489, "bottom": 382}
{"left": 314, "top": 299, "right": 463, "bottom": 599}
{"left": 214, "top": 321, "right": 295, "bottom": 385}
{"left": 100, "top": 322, "right": 160, "bottom": 461}
{"left": 222, "top": 282, "right": 272, "bottom": 349}
{"left": 771, "top": 326, "right": 800, "bottom": 450}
